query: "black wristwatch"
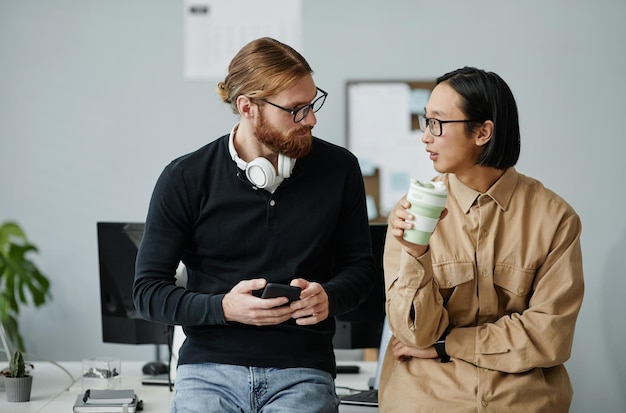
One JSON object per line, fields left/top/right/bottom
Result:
{"left": 434, "top": 328, "right": 451, "bottom": 363}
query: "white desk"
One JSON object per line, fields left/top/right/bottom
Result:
{"left": 1, "top": 361, "right": 378, "bottom": 412}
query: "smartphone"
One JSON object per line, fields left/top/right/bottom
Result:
{"left": 260, "top": 283, "right": 301, "bottom": 302}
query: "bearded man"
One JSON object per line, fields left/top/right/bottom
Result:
{"left": 133, "top": 37, "right": 375, "bottom": 413}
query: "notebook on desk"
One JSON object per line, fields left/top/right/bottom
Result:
{"left": 339, "top": 317, "right": 392, "bottom": 407}
{"left": 72, "top": 392, "right": 139, "bottom": 413}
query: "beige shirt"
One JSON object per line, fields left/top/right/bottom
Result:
{"left": 379, "top": 168, "right": 584, "bottom": 413}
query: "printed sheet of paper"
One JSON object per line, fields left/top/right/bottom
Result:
{"left": 184, "top": 0, "right": 303, "bottom": 79}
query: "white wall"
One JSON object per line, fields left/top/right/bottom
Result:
{"left": 1, "top": 1, "right": 624, "bottom": 411}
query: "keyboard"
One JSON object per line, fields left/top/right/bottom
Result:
{"left": 339, "top": 389, "right": 378, "bottom": 406}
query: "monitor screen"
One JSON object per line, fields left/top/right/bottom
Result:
{"left": 333, "top": 224, "right": 387, "bottom": 349}
{"left": 97, "top": 222, "right": 171, "bottom": 345}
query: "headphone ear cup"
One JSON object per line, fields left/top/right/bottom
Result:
{"left": 245, "top": 157, "right": 276, "bottom": 189}
{"left": 277, "top": 154, "right": 295, "bottom": 179}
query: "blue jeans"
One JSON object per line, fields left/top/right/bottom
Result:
{"left": 171, "top": 362, "right": 340, "bottom": 413}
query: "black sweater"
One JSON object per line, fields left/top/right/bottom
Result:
{"left": 133, "top": 134, "right": 375, "bottom": 375}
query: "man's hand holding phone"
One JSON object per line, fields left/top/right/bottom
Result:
{"left": 289, "top": 278, "right": 329, "bottom": 326}
{"left": 222, "top": 278, "right": 328, "bottom": 327}
{"left": 222, "top": 279, "right": 299, "bottom": 326}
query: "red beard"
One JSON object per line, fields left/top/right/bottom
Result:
{"left": 255, "top": 112, "right": 313, "bottom": 159}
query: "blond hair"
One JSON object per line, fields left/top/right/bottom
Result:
{"left": 217, "top": 37, "right": 313, "bottom": 114}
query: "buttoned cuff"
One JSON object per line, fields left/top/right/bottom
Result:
{"left": 397, "top": 247, "right": 434, "bottom": 289}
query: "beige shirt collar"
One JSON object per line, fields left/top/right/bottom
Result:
{"left": 448, "top": 167, "right": 519, "bottom": 213}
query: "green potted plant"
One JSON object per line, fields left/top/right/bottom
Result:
{"left": 0, "top": 221, "right": 51, "bottom": 351}
{"left": 2, "top": 350, "right": 33, "bottom": 402}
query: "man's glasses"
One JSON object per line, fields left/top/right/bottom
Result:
{"left": 418, "top": 115, "right": 480, "bottom": 137}
{"left": 261, "top": 87, "right": 328, "bottom": 123}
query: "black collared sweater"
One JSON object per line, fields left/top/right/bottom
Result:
{"left": 133, "top": 134, "right": 375, "bottom": 376}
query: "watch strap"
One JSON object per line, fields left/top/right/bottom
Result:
{"left": 434, "top": 328, "right": 451, "bottom": 363}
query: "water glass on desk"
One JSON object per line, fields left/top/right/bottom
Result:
{"left": 82, "top": 357, "right": 121, "bottom": 391}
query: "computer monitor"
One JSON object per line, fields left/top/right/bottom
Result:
{"left": 96, "top": 222, "right": 172, "bottom": 346}
{"left": 96, "top": 222, "right": 387, "bottom": 350}
{"left": 332, "top": 224, "right": 387, "bottom": 349}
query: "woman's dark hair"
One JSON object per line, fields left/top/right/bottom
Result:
{"left": 437, "top": 67, "right": 520, "bottom": 169}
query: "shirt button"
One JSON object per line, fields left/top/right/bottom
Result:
{"left": 482, "top": 269, "right": 488, "bottom": 278}
{"left": 269, "top": 200, "right": 276, "bottom": 207}
{"left": 517, "top": 286, "right": 524, "bottom": 294}
{"left": 482, "top": 230, "right": 489, "bottom": 238}
{"left": 481, "top": 400, "right": 488, "bottom": 407}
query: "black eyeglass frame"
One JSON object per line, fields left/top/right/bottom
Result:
{"left": 260, "top": 87, "right": 328, "bottom": 123}
{"left": 419, "top": 115, "right": 481, "bottom": 137}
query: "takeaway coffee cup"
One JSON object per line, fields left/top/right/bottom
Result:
{"left": 403, "top": 179, "right": 448, "bottom": 245}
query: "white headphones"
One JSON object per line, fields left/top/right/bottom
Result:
{"left": 228, "top": 126, "right": 295, "bottom": 189}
